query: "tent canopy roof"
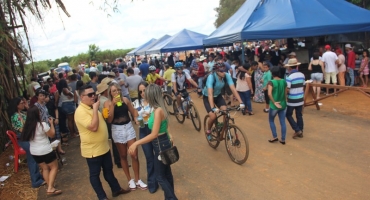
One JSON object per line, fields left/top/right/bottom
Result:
{"left": 126, "top": 38, "right": 157, "bottom": 56}
{"left": 146, "top": 29, "right": 207, "bottom": 54}
{"left": 135, "top": 35, "right": 171, "bottom": 55}
{"left": 204, "top": 0, "right": 370, "bottom": 46}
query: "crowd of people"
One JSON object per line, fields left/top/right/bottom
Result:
{"left": 7, "top": 40, "right": 369, "bottom": 199}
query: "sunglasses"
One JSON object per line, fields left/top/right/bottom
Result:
{"left": 84, "top": 92, "right": 96, "bottom": 98}
{"left": 139, "top": 90, "right": 145, "bottom": 94}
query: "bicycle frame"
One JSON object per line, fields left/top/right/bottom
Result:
{"left": 213, "top": 109, "right": 235, "bottom": 141}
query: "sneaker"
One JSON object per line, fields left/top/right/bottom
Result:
{"left": 263, "top": 109, "right": 269, "bottom": 113}
{"left": 177, "top": 107, "right": 183, "bottom": 114}
{"left": 128, "top": 179, "right": 136, "bottom": 190}
{"left": 136, "top": 180, "right": 148, "bottom": 190}
{"left": 206, "top": 130, "right": 212, "bottom": 141}
{"left": 292, "top": 131, "right": 303, "bottom": 139}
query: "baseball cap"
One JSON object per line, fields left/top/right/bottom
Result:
{"left": 325, "top": 45, "right": 331, "bottom": 50}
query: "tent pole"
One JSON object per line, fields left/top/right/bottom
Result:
{"left": 241, "top": 42, "right": 245, "bottom": 64}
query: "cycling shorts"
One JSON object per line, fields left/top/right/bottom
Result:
{"left": 203, "top": 94, "right": 226, "bottom": 113}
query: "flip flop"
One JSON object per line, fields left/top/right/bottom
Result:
{"left": 47, "top": 189, "right": 62, "bottom": 196}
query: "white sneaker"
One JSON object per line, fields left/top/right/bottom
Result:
{"left": 177, "top": 107, "right": 183, "bottom": 114}
{"left": 136, "top": 179, "right": 148, "bottom": 190}
{"left": 128, "top": 179, "right": 136, "bottom": 190}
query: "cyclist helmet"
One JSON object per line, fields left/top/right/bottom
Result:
{"left": 213, "top": 62, "right": 225, "bottom": 71}
{"left": 149, "top": 65, "right": 156, "bottom": 72}
{"left": 174, "top": 62, "right": 183, "bottom": 69}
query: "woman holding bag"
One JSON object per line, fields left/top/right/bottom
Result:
{"left": 128, "top": 84, "right": 178, "bottom": 200}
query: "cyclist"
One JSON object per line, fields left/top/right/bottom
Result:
{"left": 203, "top": 61, "right": 245, "bottom": 140}
{"left": 172, "top": 62, "right": 198, "bottom": 114}
{"left": 146, "top": 65, "right": 165, "bottom": 84}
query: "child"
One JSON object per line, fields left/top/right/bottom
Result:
{"left": 261, "top": 62, "right": 272, "bottom": 113}
{"left": 359, "top": 50, "right": 369, "bottom": 87}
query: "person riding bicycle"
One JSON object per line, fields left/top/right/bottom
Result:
{"left": 203, "top": 61, "right": 245, "bottom": 140}
{"left": 146, "top": 65, "right": 165, "bottom": 84}
{"left": 172, "top": 62, "right": 198, "bottom": 114}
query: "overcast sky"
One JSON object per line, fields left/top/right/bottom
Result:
{"left": 25, "top": 0, "right": 219, "bottom": 61}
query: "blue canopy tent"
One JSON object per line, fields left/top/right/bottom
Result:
{"left": 126, "top": 38, "right": 157, "bottom": 56}
{"left": 135, "top": 35, "right": 171, "bottom": 55}
{"left": 203, "top": 0, "right": 370, "bottom": 46}
{"left": 146, "top": 29, "right": 207, "bottom": 54}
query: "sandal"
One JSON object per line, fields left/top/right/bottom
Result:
{"left": 47, "top": 189, "right": 62, "bottom": 196}
{"left": 248, "top": 112, "right": 254, "bottom": 116}
{"left": 58, "top": 150, "right": 66, "bottom": 155}
{"left": 279, "top": 141, "right": 286, "bottom": 145}
{"left": 268, "top": 138, "right": 278, "bottom": 143}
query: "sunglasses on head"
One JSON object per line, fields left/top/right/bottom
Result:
{"left": 85, "top": 92, "right": 96, "bottom": 98}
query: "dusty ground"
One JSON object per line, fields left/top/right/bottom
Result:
{"left": 0, "top": 89, "right": 369, "bottom": 200}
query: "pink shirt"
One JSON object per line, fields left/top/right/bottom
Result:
{"left": 236, "top": 73, "right": 251, "bottom": 92}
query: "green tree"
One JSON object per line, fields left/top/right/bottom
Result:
{"left": 88, "top": 44, "right": 101, "bottom": 62}
{"left": 214, "top": 0, "right": 245, "bottom": 28}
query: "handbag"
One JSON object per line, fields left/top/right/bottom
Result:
{"left": 157, "top": 134, "right": 179, "bottom": 165}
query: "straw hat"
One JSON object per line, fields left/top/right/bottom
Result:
{"left": 345, "top": 44, "right": 353, "bottom": 49}
{"left": 67, "top": 71, "right": 73, "bottom": 76}
{"left": 284, "top": 58, "right": 301, "bottom": 67}
{"left": 199, "top": 55, "right": 206, "bottom": 62}
{"left": 96, "top": 83, "right": 108, "bottom": 95}
{"left": 101, "top": 77, "right": 113, "bottom": 85}
{"left": 288, "top": 52, "right": 296, "bottom": 56}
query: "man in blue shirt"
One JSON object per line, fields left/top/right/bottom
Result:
{"left": 202, "top": 61, "right": 245, "bottom": 141}
{"left": 139, "top": 58, "right": 149, "bottom": 80}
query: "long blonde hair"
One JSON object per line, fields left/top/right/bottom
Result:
{"left": 144, "top": 84, "right": 168, "bottom": 119}
{"left": 108, "top": 82, "right": 121, "bottom": 100}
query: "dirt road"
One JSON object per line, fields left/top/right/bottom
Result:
{"left": 38, "top": 92, "right": 370, "bottom": 200}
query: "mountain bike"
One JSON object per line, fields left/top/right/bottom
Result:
{"left": 173, "top": 90, "right": 201, "bottom": 131}
{"left": 161, "top": 83, "right": 174, "bottom": 115}
{"left": 203, "top": 107, "right": 249, "bottom": 164}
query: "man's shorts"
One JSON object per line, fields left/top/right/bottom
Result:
{"left": 203, "top": 94, "right": 226, "bottom": 113}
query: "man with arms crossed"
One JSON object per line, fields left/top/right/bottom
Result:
{"left": 75, "top": 85, "right": 130, "bottom": 200}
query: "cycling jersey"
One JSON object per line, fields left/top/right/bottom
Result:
{"left": 146, "top": 73, "right": 161, "bottom": 84}
{"left": 171, "top": 71, "right": 191, "bottom": 90}
{"left": 202, "top": 72, "right": 234, "bottom": 97}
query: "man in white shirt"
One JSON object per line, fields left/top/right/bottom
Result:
{"left": 321, "top": 45, "right": 339, "bottom": 95}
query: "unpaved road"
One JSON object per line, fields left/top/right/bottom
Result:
{"left": 38, "top": 92, "right": 370, "bottom": 200}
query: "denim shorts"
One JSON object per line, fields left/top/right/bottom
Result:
{"left": 311, "top": 73, "right": 323, "bottom": 81}
{"left": 62, "top": 101, "right": 76, "bottom": 115}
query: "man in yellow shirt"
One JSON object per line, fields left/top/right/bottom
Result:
{"left": 146, "top": 65, "right": 165, "bottom": 84}
{"left": 163, "top": 64, "right": 175, "bottom": 94}
{"left": 79, "top": 70, "right": 91, "bottom": 84}
{"left": 74, "top": 85, "right": 130, "bottom": 199}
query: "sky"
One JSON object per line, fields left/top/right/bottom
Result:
{"left": 24, "top": 0, "right": 220, "bottom": 61}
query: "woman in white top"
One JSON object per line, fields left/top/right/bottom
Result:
{"left": 21, "top": 106, "right": 62, "bottom": 196}
{"left": 236, "top": 63, "right": 254, "bottom": 115}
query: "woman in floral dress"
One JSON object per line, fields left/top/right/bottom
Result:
{"left": 253, "top": 62, "right": 265, "bottom": 103}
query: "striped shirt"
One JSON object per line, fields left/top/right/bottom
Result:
{"left": 286, "top": 70, "right": 305, "bottom": 106}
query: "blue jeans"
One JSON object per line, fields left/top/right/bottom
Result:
{"left": 86, "top": 150, "right": 121, "bottom": 200}
{"left": 140, "top": 125, "right": 159, "bottom": 193}
{"left": 268, "top": 108, "right": 287, "bottom": 141}
{"left": 238, "top": 91, "right": 252, "bottom": 112}
{"left": 152, "top": 134, "right": 178, "bottom": 200}
{"left": 18, "top": 141, "right": 44, "bottom": 188}
{"left": 197, "top": 77, "right": 204, "bottom": 89}
{"left": 347, "top": 68, "right": 355, "bottom": 86}
{"left": 286, "top": 105, "right": 304, "bottom": 132}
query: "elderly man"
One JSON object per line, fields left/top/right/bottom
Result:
{"left": 75, "top": 85, "right": 130, "bottom": 200}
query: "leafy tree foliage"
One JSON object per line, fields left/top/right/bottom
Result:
{"left": 214, "top": 0, "right": 245, "bottom": 28}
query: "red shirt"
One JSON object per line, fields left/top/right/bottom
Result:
{"left": 29, "top": 96, "right": 38, "bottom": 107}
{"left": 50, "top": 84, "right": 57, "bottom": 94}
{"left": 197, "top": 62, "right": 205, "bottom": 77}
{"left": 347, "top": 50, "right": 355, "bottom": 69}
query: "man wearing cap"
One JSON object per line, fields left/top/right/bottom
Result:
{"left": 321, "top": 45, "right": 339, "bottom": 95}
{"left": 27, "top": 77, "right": 41, "bottom": 99}
{"left": 285, "top": 58, "right": 305, "bottom": 139}
{"left": 345, "top": 44, "right": 356, "bottom": 86}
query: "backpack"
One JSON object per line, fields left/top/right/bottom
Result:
{"left": 202, "top": 72, "right": 223, "bottom": 89}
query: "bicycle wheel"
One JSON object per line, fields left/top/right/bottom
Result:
{"left": 224, "top": 124, "right": 249, "bottom": 165}
{"left": 189, "top": 102, "right": 201, "bottom": 131}
{"left": 203, "top": 115, "right": 220, "bottom": 149}
{"left": 163, "top": 93, "right": 174, "bottom": 115}
{"left": 172, "top": 99, "right": 185, "bottom": 123}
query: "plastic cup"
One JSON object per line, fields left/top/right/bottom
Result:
{"left": 115, "top": 95, "right": 122, "bottom": 107}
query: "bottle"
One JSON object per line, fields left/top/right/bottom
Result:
{"left": 216, "top": 122, "right": 223, "bottom": 131}
{"left": 182, "top": 98, "right": 187, "bottom": 111}
{"left": 115, "top": 95, "right": 122, "bottom": 107}
{"left": 137, "top": 116, "right": 144, "bottom": 128}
